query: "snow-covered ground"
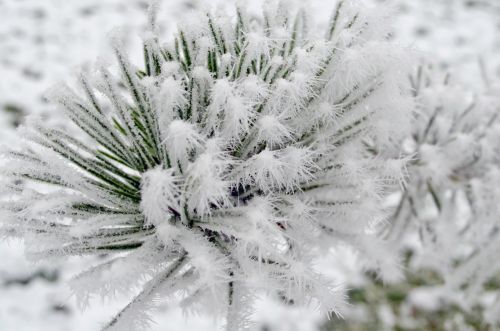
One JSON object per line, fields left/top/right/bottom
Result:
{"left": 1, "top": 0, "right": 499, "bottom": 330}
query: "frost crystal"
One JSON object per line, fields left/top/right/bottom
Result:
{"left": 0, "top": 1, "right": 411, "bottom": 330}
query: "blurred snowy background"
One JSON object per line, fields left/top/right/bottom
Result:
{"left": 0, "top": 0, "right": 499, "bottom": 330}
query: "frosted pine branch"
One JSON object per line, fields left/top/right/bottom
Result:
{"left": 383, "top": 64, "right": 500, "bottom": 326}
{"left": 0, "top": 1, "right": 412, "bottom": 330}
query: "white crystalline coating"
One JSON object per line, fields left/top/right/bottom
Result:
{"left": 192, "top": 66, "right": 213, "bottom": 87}
{"left": 256, "top": 115, "right": 293, "bottom": 147}
{"left": 267, "top": 75, "right": 313, "bottom": 116}
{"left": 280, "top": 146, "right": 318, "bottom": 183}
{"left": 238, "top": 148, "right": 317, "bottom": 193}
{"left": 418, "top": 143, "right": 451, "bottom": 183}
{"left": 245, "top": 149, "right": 288, "bottom": 192}
{"left": 164, "top": 119, "right": 204, "bottom": 165}
{"left": 239, "top": 75, "right": 268, "bottom": 102}
{"left": 194, "top": 36, "right": 213, "bottom": 66}
{"left": 0, "top": 1, "right": 419, "bottom": 330}
{"left": 140, "top": 166, "right": 180, "bottom": 225}
{"left": 185, "top": 150, "right": 232, "bottom": 215}
{"left": 206, "top": 79, "right": 255, "bottom": 141}
{"left": 380, "top": 157, "right": 411, "bottom": 189}
{"left": 160, "top": 61, "right": 182, "bottom": 77}
{"left": 157, "top": 78, "right": 187, "bottom": 137}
